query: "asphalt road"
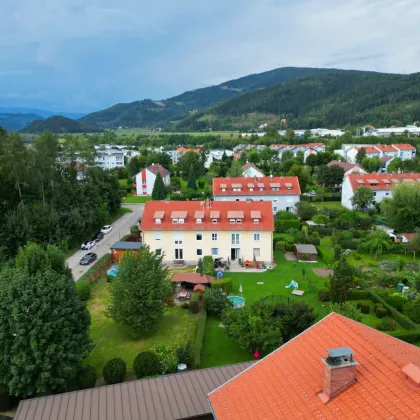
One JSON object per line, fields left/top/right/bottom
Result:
{"left": 67, "top": 204, "right": 144, "bottom": 281}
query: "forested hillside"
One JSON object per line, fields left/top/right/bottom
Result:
{"left": 80, "top": 67, "right": 331, "bottom": 129}
{"left": 177, "top": 71, "right": 420, "bottom": 130}
{"left": 0, "top": 113, "right": 44, "bottom": 131}
{"left": 21, "top": 115, "right": 102, "bottom": 134}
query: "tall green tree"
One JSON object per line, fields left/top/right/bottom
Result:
{"left": 152, "top": 172, "right": 166, "bottom": 200}
{"left": 316, "top": 165, "right": 345, "bottom": 190}
{"left": 187, "top": 166, "right": 197, "bottom": 190}
{"left": 330, "top": 257, "right": 354, "bottom": 304}
{"left": 107, "top": 247, "right": 171, "bottom": 337}
{"left": 178, "top": 151, "right": 204, "bottom": 179}
{"left": 351, "top": 186, "right": 375, "bottom": 210}
{"left": 358, "top": 230, "right": 392, "bottom": 259}
{"left": 355, "top": 147, "right": 367, "bottom": 165}
{"left": 228, "top": 159, "right": 243, "bottom": 177}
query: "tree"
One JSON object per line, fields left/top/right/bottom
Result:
{"left": 287, "top": 164, "right": 311, "bottom": 191}
{"left": 355, "top": 147, "right": 367, "bottom": 165}
{"left": 358, "top": 230, "right": 392, "bottom": 259}
{"left": 362, "top": 156, "right": 381, "bottom": 173}
{"left": 247, "top": 150, "right": 260, "bottom": 165}
{"left": 187, "top": 166, "right": 197, "bottom": 190}
{"left": 387, "top": 157, "right": 402, "bottom": 173}
{"left": 228, "top": 159, "right": 243, "bottom": 177}
{"left": 331, "top": 302, "right": 362, "bottom": 321}
{"left": 178, "top": 151, "right": 204, "bottom": 179}
{"left": 351, "top": 186, "right": 375, "bottom": 210}
{"left": 0, "top": 266, "right": 91, "bottom": 397}
{"left": 107, "top": 247, "right": 171, "bottom": 337}
{"left": 316, "top": 165, "right": 345, "bottom": 190}
{"left": 303, "top": 129, "right": 311, "bottom": 140}
{"left": 203, "top": 288, "right": 232, "bottom": 316}
{"left": 294, "top": 202, "right": 318, "bottom": 221}
{"left": 152, "top": 172, "right": 166, "bottom": 200}
{"left": 330, "top": 257, "right": 354, "bottom": 304}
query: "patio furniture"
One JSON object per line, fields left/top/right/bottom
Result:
{"left": 178, "top": 291, "right": 188, "bottom": 300}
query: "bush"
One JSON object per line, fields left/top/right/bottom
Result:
{"left": 176, "top": 343, "right": 191, "bottom": 366}
{"left": 383, "top": 294, "right": 406, "bottom": 312}
{"left": 275, "top": 218, "right": 300, "bottom": 232}
{"left": 76, "top": 280, "right": 92, "bottom": 301}
{"left": 210, "top": 278, "right": 233, "bottom": 294}
{"left": 133, "top": 351, "right": 160, "bottom": 378}
{"left": 310, "top": 227, "right": 333, "bottom": 236}
{"left": 317, "top": 247, "right": 333, "bottom": 265}
{"left": 376, "top": 307, "right": 388, "bottom": 318}
{"left": 348, "top": 290, "right": 370, "bottom": 300}
{"left": 276, "top": 211, "right": 299, "bottom": 220}
{"left": 338, "top": 239, "right": 360, "bottom": 250}
{"left": 376, "top": 317, "right": 397, "bottom": 331}
{"left": 353, "top": 253, "right": 362, "bottom": 260}
{"left": 342, "top": 231, "right": 354, "bottom": 240}
{"left": 194, "top": 310, "right": 207, "bottom": 368}
{"left": 318, "top": 288, "right": 331, "bottom": 302}
{"left": 203, "top": 288, "right": 232, "bottom": 316}
{"left": 197, "top": 180, "right": 205, "bottom": 189}
{"left": 0, "top": 384, "right": 10, "bottom": 411}
{"left": 333, "top": 245, "right": 342, "bottom": 261}
{"left": 202, "top": 255, "right": 215, "bottom": 276}
{"left": 356, "top": 301, "right": 370, "bottom": 314}
{"left": 391, "top": 331, "right": 420, "bottom": 343}
{"left": 180, "top": 302, "right": 190, "bottom": 309}
{"left": 103, "top": 358, "right": 126, "bottom": 385}
{"left": 285, "top": 243, "right": 295, "bottom": 252}
{"left": 153, "top": 345, "right": 179, "bottom": 373}
{"left": 76, "top": 365, "right": 97, "bottom": 390}
{"left": 309, "top": 238, "right": 320, "bottom": 246}
{"left": 190, "top": 292, "right": 201, "bottom": 314}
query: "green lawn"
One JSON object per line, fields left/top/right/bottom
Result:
{"left": 123, "top": 193, "right": 151, "bottom": 204}
{"left": 118, "top": 179, "right": 128, "bottom": 187}
{"left": 85, "top": 277, "right": 197, "bottom": 375}
{"left": 201, "top": 316, "right": 253, "bottom": 368}
{"left": 347, "top": 251, "right": 416, "bottom": 267}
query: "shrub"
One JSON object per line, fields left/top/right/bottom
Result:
{"left": 356, "top": 301, "right": 370, "bottom": 314}
{"left": 190, "top": 292, "right": 201, "bottom": 314}
{"left": 197, "top": 180, "right": 205, "bottom": 189}
{"left": 338, "top": 239, "right": 360, "bottom": 250}
{"left": 103, "top": 358, "right": 127, "bottom": 385}
{"left": 353, "top": 253, "right": 362, "bottom": 260}
{"left": 391, "top": 331, "right": 420, "bottom": 343}
{"left": 276, "top": 211, "right": 299, "bottom": 220}
{"left": 180, "top": 302, "right": 190, "bottom": 309}
{"left": 133, "top": 351, "right": 160, "bottom": 378}
{"left": 333, "top": 245, "right": 342, "bottom": 261}
{"left": 176, "top": 343, "right": 191, "bottom": 366}
{"left": 342, "top": 231, "right": 354, "bottom": 240}
{"left": 376, "top": 317, "right": 397, "bottom": 331}
{"left": 379, "top": 261, "right": 397, "bottom": 272}
{"left": 202, "top": 255, "right": 215, "bottom": 276}
{"left": 310, "top": 227, "right": 333, "bottom": 236}
{"left": 309, "top": 238, "right": 320, "bottom": 246}
{"left": 349, "top": 290, "right": 370, "bottom": 300}
{"left": 76, "top": 280, "right": 92, "bottom": 301}
{"left": 194, "top": 310, "right": 207, "bottom": 368}
{"left": 311, "top": 231, "right": 320, "bottom": 238}
{"left": 285, "top": 243, "right": 295, "bottom": 252}
{"left": 203, "top": 288, "right": 232, "bottom": 316}
{"left": 76, "top": 365, "right": 97, "bottom": 390}
{"left": 0, "top": 384, "right": 10, "bottom": 411}
{"left": 130, "top": 224, "right": 139, "bottom": 235}
{"left": 376, "top": 307, "right": 388, "bottom": 318}
{"left": 318, "top": 288, "right": 331, "bottom": 302}
{"left": 210, "top": 278, "right": 233, "bottom": 295}
{"left": 383, "top": 294, "right": 406, "bottom": 312}
{"left": 275, "top": 219, "right": 300, "bottom": 232}
{"left": 374, "top": 303, "right": 384, "bottom": 311}
{"left": 153, "top": 345, "right": 179, "bottom": 374}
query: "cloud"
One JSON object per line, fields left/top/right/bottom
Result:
{"left": 0, "top": 0, "right": 420, "bottom": 112}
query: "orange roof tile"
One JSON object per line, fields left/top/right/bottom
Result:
{"left": 393, "top": 144, "right": 416, "bottom": 151}
{"left": 208, "top": 313, "right": 420, "bottom": 420}
{"left": 356, "top": 146, "right": 380, "bottom": 154}
{"left": 347, "top": 173, "right": 420, "bottom": 191}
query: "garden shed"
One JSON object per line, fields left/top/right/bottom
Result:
{"left": 110, "top": 241, "right": 142, "bottom": 263}
{"left": 294, "top": 244, "right": 318, "bottom": 262}
{"left": 172, "top": 272, "right": 213, "bottom": 285}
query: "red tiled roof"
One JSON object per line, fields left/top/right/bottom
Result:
{"left": 327, "top": 160, "right": 360, "bottom": 172}
{"left": 208, "top": 313, "right": 420, "bottom": 420}
{"left": 402, "top": 233, "right": 416, "bottom": 242}
{"left": 393, "top": 144, "right": 416, "bottom": 151}
{"left": 375, "top": 145, "right": 397, "bottom": 152}
{"left": 270, "top": 143, "right": 325, "bottom": 149}
{"left": 380, "top": 155, "right": 394, "bottom": 163}
{"left": 145, "top": 163, "right": 169, "bottom": 177}
{"left": 347, "top": 173, "right": 420, "bottom": 191}
{"left": 356, "top": 146, "right": 380, "bottom": 154}
{"left": 172, "top": 273, "right": 213, "bottom": 284}
{"left": 213, "top": 177, "right": 301, "bottom": 196}
{"left": 141, "top": 201, "right": 274, "bottom": 231}
{"left": 176, "top": 147, "right": 200, "bottom": 153}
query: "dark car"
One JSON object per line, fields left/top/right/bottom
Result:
{"left": 79, "top": 253, "right": 97, "bottom": 265}
{"left": 92, "top": 231, "right": 104, "bottom": 242}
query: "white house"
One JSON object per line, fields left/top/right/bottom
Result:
{"left": 327, "top": 160, "right": 366, "bottom": 177}
{"left": 135, "top": 164, "right": 170, "bottom": 196}
{"left": 213, "top": 176, "right": 301, "bottom": 214}
{"left": 270, "top": 143, "right": 326, "bottom": 161}
{"left": 94, "top": 148, "right": 125, "bottom": 169}
{"left": 341, "top": 173, "right": 420, "bottom": 210}
{"left": 338, "top": 144, "right": 416, "bottom": 163}
{"left": 204, "top": 150, "right": 234, "bottom": 168}
{"left": 242, "top": 162, "right": 265, "bottom": 178}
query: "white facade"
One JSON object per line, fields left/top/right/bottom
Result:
{"left": 364, "top": 126, "right": 420, "bottom": 137}
{"left": 95, "top": 149, "right": 125, "bottom": 169}
{"left": 242, "top": 165, "right": 265, "bottom": 178}
{"left": 135, "top": 165, "right": 170, "bottom": 196}
{"left": 205, "top": 150, "right": 234, "bottom": 168}
{"left": 338, "top": 144, "right": 416, "bottom": 163}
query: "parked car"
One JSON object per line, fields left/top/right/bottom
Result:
{"left": 79, "top": 253, "right": 97, "bottom": 265}
{"left": 92, "top": 231, "right": 104, "bottom": 242}
{"left": 81, "top": 240, "right": 96, "bottom": 250}
{"left": 101, "top": 225, "right": 112, "bottom": 234}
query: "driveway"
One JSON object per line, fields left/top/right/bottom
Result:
{"left": 67, "top": 204, "right": 144, "bottom": 281}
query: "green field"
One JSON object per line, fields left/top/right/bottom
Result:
{"left": 84, "top": 277, "right": 197, "bottom": 375}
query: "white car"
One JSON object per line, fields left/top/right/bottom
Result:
{"left": 81, "top": 240, "right": 96, "bottom": 250}
{"left": 101, "top": 225, "right": 112, "bottom": 234}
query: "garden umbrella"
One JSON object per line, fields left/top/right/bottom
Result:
{"left": 253, "top": 253, "right": 257, "bottom": 266}
{"left": 239, "top": 284, "right": 243, "bottom": 294}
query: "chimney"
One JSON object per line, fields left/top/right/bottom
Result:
{"left": 318, "top": 347, "right": 359, "bottom": 403}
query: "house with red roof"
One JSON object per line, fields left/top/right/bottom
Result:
{"left": 327, "top": 160, "right": 365, "bottom": 176}
{"left": 242, "top": 162, "right": 265, "bottom": 178}
{"left": 140, "top": 200, "right": 274, "bottom": 264}
{"left": 134, "top": 163, "right": 170, "bottom": 196}
{"left": 208, "top": 312, "right": 420, "bottom": 419}
{"left": 213, "top": 176, "right": 301, "bottom": 214}
{"left": 343, "top": 144, "right": 416, "bottom": 163}
{"left": 341, "top": 173, "right": 420, "bottom": 209}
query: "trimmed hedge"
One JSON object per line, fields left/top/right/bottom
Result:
{"left": 338, "top": 239, "right": 360, "bottom": 250}
{"left": 309, "top": 238, "right": 320, "bottom": 246}
{"left": 194, "top": 310, "right": 207, "bottom": 368}
{"left": 103, "top": 358, "right": 126, "bottom": 385}
{"left": 190, "top": 292, "right": 201, "bottom": 314}
{"left": 79, "top": 253, "right": 113, "bottom": 283}
{"left": 348, "top": 290, "right": 370, "bottom": 300}
{"left": 210, "top": 278, "right": 233, "bottom": 294}
{"left": 285, "top": 243, "right": 295, "bottom": 252}
{"left": 318, "top": 288, "right": 331, "bottom": 302}
{"left": 0, "top": 384, "right": 10, "bottom": 411}
{"left": 376, "top": 307, "right": 388, "bottom": 318}
{"left": 76, "top": 365, "right": 97, "bottom": 390}
{"left": 76, "top": 280, "right": 92, "bottom": 301}
{"left": 317, "top": 247, "right": 333, "bottom": 265}
{"left": 310, "top": 227, "right": 333, "bottom": 236}
{"left": 369, "top": 290, "right": 419, "bottom": 330}
{"left": 275, "top": 219, "right": 300, "bottom": 232}
{"left": 357, "top": 301, "right": 370, "bottom": 314}
{"left": 133, "top": 351, "right": 160, "bottom": 378}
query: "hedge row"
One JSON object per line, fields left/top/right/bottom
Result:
{"left": 211, "top": 278, "right": 233, "bottom": 295}
{"left": 78, "top": 253, "right": 113, "bottom": 283}
{"left": 301, "top": 193, "right": 341, "bottom": 202}
{"left": 275, "top": 219, "right": 300, "bottom": 232}
{"left": 348, "top": 290, "right": 370, "bottom": 300}
{"left": 369, "top": 291, "right": 419, "bottom": 330}
{"left": 193, "top": 310, "right": 207, "bottom": 368}
{"left": 338, "top": 239, "right": 360, "bottom": 250}
{"left": 310, "top": 226, "right": 334, "bottom": 236}
{"left": 316, "top": 247, "right": 333, "bottom": 265}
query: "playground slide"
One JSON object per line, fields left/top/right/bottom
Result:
{"left": 285, "top": 280, "right": 298, "bottom": 289}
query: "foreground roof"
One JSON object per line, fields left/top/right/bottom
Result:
{"left": 15, "top": 362, "right": 253, "bottom": 420}
{"left": 172, "top": 272, "right": 214, "bottom": 284}
{"left": 213, "top": 176, "right": 301, "bottom": 196}
{"left": 347, "top": 173, "right": 420, "bottom": 191}
{"left": 141, "top": 201, "right": 274, "bottom": 231}
{"left": 110, "top": 241, "right": 142, "bottom": 250}
{"left": 208, "top": 313, "right": 420, "bottom": 420}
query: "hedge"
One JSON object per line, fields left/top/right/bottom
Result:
{"left": 348, "top": 290, "right": 370, "bottom": 300}
{"left": 309, "top": 238, "right": 320, "bottom": 246}
{"left": 202, "top": 255, "right": 215, "bottom": 276}
{"left": 316, "top": 247, "right": 333, "bottom": 265}
{"left": 76, "top": 365, "right": 97, "bottom": 390}
{"left": 76, "top": 280, "right": 92, "bottom": 301}
{"left": 317, "top": 288, "right": 331, "bottom": 302}
{"left": 310, "top": 227, "right": 334, "bottom": 236}
{"left": 275, "top": 219, "right": 300, "bottom": 232}
{"left": 369, "top": 291, "right": 419, "bottom": 330}
{"left": 376, "top": 307, "right": 388, "bottom": 318}
{"left": 190, "top": 292, "right": 201, "bottom": 314}
{"left": 357, "top": 301, "right": 370, "bottom": 314}
{"left": 193, "top": 310, "right": 207, "bottom": 368}
{"left": 78, "top": 253, "right": 113, "bottom": 283}
{"left": 133, "top": 351, "right": 161, "bottom": 378}
{"left": 338, "top": 239, "right": 360, "bottom": 250}
{"left": 285, "top": 243, "right": 295, "bottom": 252}
{"left": 210, "top": 278, "right": 233, "bottom": 295}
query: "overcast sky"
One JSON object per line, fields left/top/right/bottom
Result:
{"left": 1, "top": 0, "right": 420, "bottom": 113}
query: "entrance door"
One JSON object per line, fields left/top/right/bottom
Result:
{"left": 175, "top": 249, "right": 184, "bottom": 260}
{"left": 231, "top": 248, "right": 240, "bottom": 260}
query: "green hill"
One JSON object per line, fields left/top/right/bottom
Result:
{"left": 80, "top": 67, "right": 331, "bottom": 129}
{"left": 176, "top": 70, "right": 420, "bottom": 130}
{"left": 21, "top": 115, "right": 102, "bottom": 134}
{"left": 0, "top": 113, "right": 44, "bottom": 131}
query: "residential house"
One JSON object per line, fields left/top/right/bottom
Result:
{"left": 167, "top": 147, "right": 201, "bottom": 164}
{"left": 242, "top": 162, "right": 265, "bottom": 178}
{"left": 208, "top": 312, "right": 420, "bottom": 419}
{"left": 270, "top": 143, "right": 326, "bottom": 161}
{"left": 134, "top": 163, "right": 170, "bottom": 196}
{"left": 341, "top": 173, "right": 420, "bottom": 210}
{"left": 204, "top": 150, "right": 234, "bottom": 168}
{"left": 140, "top": 200, "right": 274, "bottom": 264}
{"left": 213, "top": 176, "right": 301, "bottom": 214}
{"left": 327, "top": 160, "right": 365, "bottom": 176}
{"left": 338, "top": 144, "right": 416, "bottom": 163}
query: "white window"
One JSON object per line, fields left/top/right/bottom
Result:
{"left": 172, "top": 219, "right": 178, "bottom": 224}
{"left": 254, "top": 233, "right": 261, "bottom": 241}
{"left": 179, "top": 218, "right": 185, "bottom": 224}
{"left": 212, "top": 219, "right": 218, "bottom": 224}
{"left": 212, "top": 233, "right": 218, "bottom": 241}
{"left": 231, "top": 233, "right": 240, "bottom": 245}
{"left": 197, "top": 249, "right": 203, "bottom": 256}
{"left": 196, "top": 218, "right": 202, "bottom": 224}
{"left": 250, "top": 187, "right": 254, "bottom": 191}
{"left": 236, "top": 219, "right": 242, "bottom": 224}
{"left": 155, "top": 218, "right": 161, "bottom": 224}
{"left": 154, "top": 232, "right": 162, "bottom": 240}
{"left": 196, "top": 233, "right": 202, "bottom": 241}
{"left": 222, "top": 188, "right": 226, "bottom": 192}
{"left": 259, "top": 187, "right": 264, "bottom": 191}
{"left": 273, "top": 207, "right": 278, "bottom": 212}
{"left": 253, "top": 219, "right": 260, "bottom": 224}
{"left": 211, "top": 248, "right": 218, "bottom": 256}
{"left": 230, "top": 219, "right": 236, "bottom": 224}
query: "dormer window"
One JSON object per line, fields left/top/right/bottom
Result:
{"left": 253, "top": 219, "right": 259, "bottom": 224}
{"left": 285, "top": 183, "right": 292, "bottom": 190}
{"left": 172, "top": 219, "right": 178, "bottom": 224}
{"left": 230, "top": 219, "right": 236, "bottom": 224}
{"left": 196, "top": 218, "right": 202, "bottom": 224}
{"left": 236, "top": 219, "right": 242, "bottom": 224}
{"left": 171, "top": 210, "right": 187, "bottom": 225}
{"left": 222, "top": 188, "right": 226, "bottom": 192}
{"left": 250, "top": 187, "right": 254, "bottom": 191}
{"left": 232, "top": 183, "right": 242, "bottom": 192}
{"left": 220, "top": 183, "right": 227, "bottom": 192}
{"left": 178, "top": 218, "right": 185, "bottom": 224}
{"left": 156, "top": 218, "right": 161, "bottom": 224}
{"left": 153, "top": 211, "right": 164, "bottom": 225}
{"left": 212, "top": 219, "right": 218, "bottom": 224}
